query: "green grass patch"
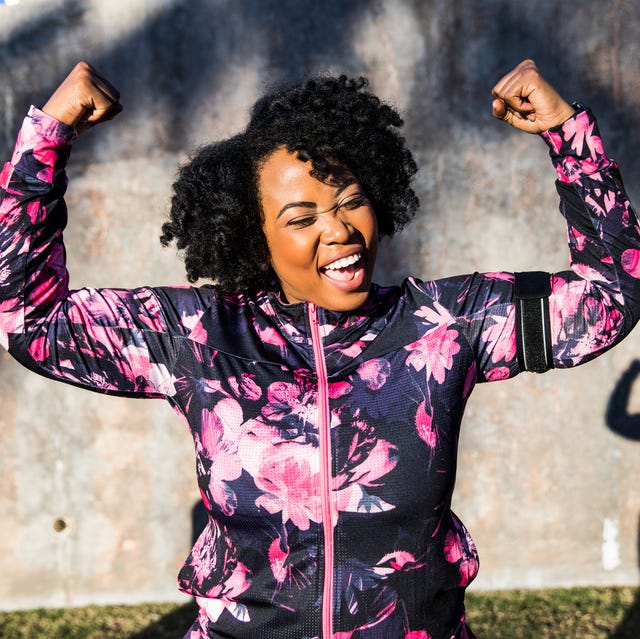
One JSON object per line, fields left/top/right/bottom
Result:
{"left": 466, "top": 587, "right": 640, "bottom": 638}
{"left": 0, "top": 587, "right": 637, "bottom": 638}
{"left": 0, "top": 601, "right": 198, "bottom": 639}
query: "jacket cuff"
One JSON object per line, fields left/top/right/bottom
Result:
{"left": 10, "top": 107, "right": 77, "bottom": 184}
{"left": 540, "top": 108, "right": 611, "bottom": 183}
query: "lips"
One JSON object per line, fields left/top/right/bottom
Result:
{"left": 319, "top": 251, "right": 366, "bottom": 287}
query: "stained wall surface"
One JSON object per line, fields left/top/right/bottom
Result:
{"left": 1, "top": 0, "right": 640, "bottom": 610}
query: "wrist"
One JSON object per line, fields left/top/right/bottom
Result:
{"left": 544, "top": 100, "right": 589, "bottom": 135}
{"left": 41, "top": 98, "right": 83, "bottom": 130}
{"left": 550, "top": 101, "right": 579, "bottom": 129}
{"left": 28, "top": 106, "right": 78, "bottom": 142}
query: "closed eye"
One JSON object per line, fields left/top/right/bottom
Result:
{"left": 287, "top": 214, "right": 317, "bottom": 228}
{"left": 339, "top": 193, "right": 368, "bottom": 210}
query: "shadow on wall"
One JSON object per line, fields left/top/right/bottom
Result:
{"left": 0, "top": 0, "right": 374, "bottom": 162}
{"left": 606, "top": 359, "right": 640, "bottom": 442}
{"left": 606, "top": 360, "right": 640, "bottom": 638}
{"left": 403, "top": 2, "right": 640, "bottom": 183}
{"left": 4, "top": 0, "right": 640, "bottom": 179}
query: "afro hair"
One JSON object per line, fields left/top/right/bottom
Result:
{"left": 161, "top": 75, "right": 419, "bottom": 291}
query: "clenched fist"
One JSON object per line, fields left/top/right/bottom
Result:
{"left": 42, "top": 61, "right": 122, "bottom": 134}
{"left": 492, "top": 59, "right": 575, "bottom": 133}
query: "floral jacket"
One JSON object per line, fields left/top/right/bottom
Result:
{"left": 1, "top": 107, "right": 640, "bottom": 639}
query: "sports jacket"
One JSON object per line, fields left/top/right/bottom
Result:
{"left": 1, "top": 107, "right": 639, "bottom": 639}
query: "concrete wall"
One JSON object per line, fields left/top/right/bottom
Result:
{"left": 1, "top": 0, "right": 640, "bottom": 610}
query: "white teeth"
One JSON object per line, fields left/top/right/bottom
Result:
{"left": 324, "top": 253, "right": 361, "bottom": 270}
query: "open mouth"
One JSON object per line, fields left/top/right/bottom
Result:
{"left": 320, "top": 252, "right": 365, "bottom": 284}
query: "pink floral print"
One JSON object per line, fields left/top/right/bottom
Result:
{"left": 1, "top": 106, "right": 639, "bottom": 639}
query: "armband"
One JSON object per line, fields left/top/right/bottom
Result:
{"left": 514, "top": 271, "right": 554, "bottom": 373}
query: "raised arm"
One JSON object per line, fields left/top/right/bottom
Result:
{"left": 419, "top": 60, "right": 640, "bottom": 381}
{"left": 0, "top": 63, "right": 203, "bottom": 397}
{"left": 492, "top": 60, "right": 640, "bottom": 370}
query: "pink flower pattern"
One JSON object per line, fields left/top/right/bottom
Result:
{"left": 254, "top": 446, "right": 322, "bottom": 530}
{"left": 1, "top": 107, "right": 639, "bottom": 639}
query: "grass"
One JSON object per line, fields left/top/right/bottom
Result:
{"left": 0, "top": 601, "right": 198, "bottom": 639}
{"left": 466, "top": 587, "right": 640, "bottom": 638}
{"left": 0, "top": 587, "right": 638, "bottom": 638}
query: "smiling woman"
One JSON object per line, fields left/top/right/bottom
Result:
{"left": 258, "top": 147, "right": 378, "bottom": 310}
{"left": 1, "top": 60, "right": 640, "bottom": 639}
{"left": 160, "top": 74, "right": 418, "bottom": 297}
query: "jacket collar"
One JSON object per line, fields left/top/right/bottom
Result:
{"left": 251, "top": 284, "right": 403, "bottom": 376}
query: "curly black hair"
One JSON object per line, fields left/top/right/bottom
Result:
{"left": 160, "top": 75, "right": 419, "bottom": 291}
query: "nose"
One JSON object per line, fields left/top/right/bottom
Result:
{"left": 321, "top": 209, "right": 352, "bottom": 244}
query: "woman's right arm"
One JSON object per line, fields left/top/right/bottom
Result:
{"left": 0, "top": 64, "right": 203, "bottom": 398}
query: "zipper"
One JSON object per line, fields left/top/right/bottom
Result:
{"left": 308, "top": 302, "right": 334, "bottom": 638}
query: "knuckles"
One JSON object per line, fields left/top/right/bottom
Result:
{"left": 71, "top": 61, "right": 96, "bottom": 83}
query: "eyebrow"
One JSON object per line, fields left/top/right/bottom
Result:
{"left": 276, "top": 180, "right": 359, "bottom": 219}
{"left": 277, "top": 201, "right": 317, "bottom": 218}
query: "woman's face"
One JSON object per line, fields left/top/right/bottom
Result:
{"left": 259, "top": 147, "right": 378, "bottom": 311}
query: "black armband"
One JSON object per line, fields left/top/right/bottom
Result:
{"left": 514, "top": 271, "right": 554, "bottom": 373}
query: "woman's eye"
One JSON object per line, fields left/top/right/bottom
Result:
{"left": 288, "top": 215, "right": 316, "bottom": 227}
{"left": 340, "top": 194, "right": 367, "bottom": 210}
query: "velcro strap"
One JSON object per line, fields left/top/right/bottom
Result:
{"left": 514, "top": 271, "right": 553, "bottom": 373}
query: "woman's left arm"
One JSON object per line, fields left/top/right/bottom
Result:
{"left": 426, "top": 61, "right": 640, "bottom": 382}
{"left": 491, "top": 60, "right": 640, "bottom": 369}
{"left": 541, "top": 108, "right": 640, "bottom": 367}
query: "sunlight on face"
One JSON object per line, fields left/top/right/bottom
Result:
{"left": 259, "top": 147, "right": 378, "bottom": 311}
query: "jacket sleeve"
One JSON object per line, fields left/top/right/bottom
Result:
{"left": 424, "top": 108, "right": 640, "bottom": 382}
{"left": 542, "top": 109, "right": 640, "bottom": 368}
{"left": 0, "top": 107, "right": 204, "bottom": 398}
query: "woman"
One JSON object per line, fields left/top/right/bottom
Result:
{"left": 1, "top": 60, "right": 639, "bottom": 639}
